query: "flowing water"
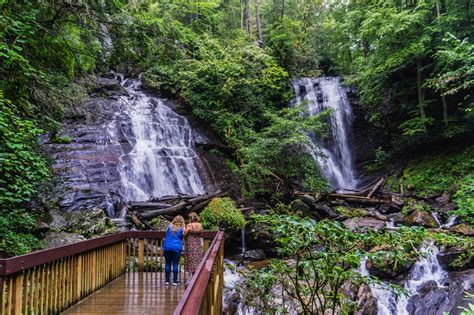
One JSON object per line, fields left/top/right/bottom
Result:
{"left": 359, "top": 244, "right": 447, "bottom": 315}
{"left": 292, "top": 77, "right": 358, "bottom": 191}
{"left": 106, "top": 76, "right": 204, "bottom": 215}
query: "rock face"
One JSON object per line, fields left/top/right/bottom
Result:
{"left": 44, "top": 78, "right": 127, "bottom": 213}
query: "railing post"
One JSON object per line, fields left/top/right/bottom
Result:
{"left": 76, "top": 255, "right": 83, "bottom": 301}
{"left": 138, "top": 239, "right": 144, "bottom": 272}
{"left": 12, "top": 273, "right": 23, "bottom": 315}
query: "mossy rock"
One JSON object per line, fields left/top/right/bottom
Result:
{"left": 64, "top": 208, "right": 117, "bottom": 238}
{"left": 200, "top": 197, "right": 245, "bottom": 231}
{"left": 150, "top": 216, "right": 171, "bottom": 230}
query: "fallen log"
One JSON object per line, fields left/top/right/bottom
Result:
{"left": 367, "top": 177, "right": 385, "bottom": 199}
{"left": 139, "top": 190, "right": 223, "bottom": 220}
{"left": 130, "top": 202, "right": 172, "bottom": 211}
{"left": 329, "top": 193, "right": 391, "bottom": 204}
{"left": 130, "top": 211, "right": 145, "bottom": 229}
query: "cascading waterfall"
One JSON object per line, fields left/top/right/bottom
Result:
{"left": 359, "top": 244, "right": 447, "bottom": 315}
{"left": 106, "top": 76, "right": 204, "bottom": 216}
{"left": 292, "top": 77, "right": 358, "bottom": 191}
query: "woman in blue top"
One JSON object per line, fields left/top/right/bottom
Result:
{"left": 163, "top": 215, "right": 185, "bottom": 286}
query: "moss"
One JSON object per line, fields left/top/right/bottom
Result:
{"left": 334, "top": 206, "right": 367, "bottom": 218}
{"left": 402, "top": 198, "right": 431, "bottom": 215}
{"left": 200, "top": 197, "right": 246, "bottom": 231}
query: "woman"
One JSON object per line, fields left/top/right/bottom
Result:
{"left": 184, "top": 212, "right": 203, "bottom": 277}
{"left": 163, "top": 215, "right": 185, "bottom": 286}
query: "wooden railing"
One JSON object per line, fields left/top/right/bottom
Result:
{"left": 0, "top": 231, "right": 222, "bottom": 315}
{"left": 174, "top": 231, "right": 224, "bottom": 315}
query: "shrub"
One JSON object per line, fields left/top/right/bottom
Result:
{"left": 200, "top": 197, "right": 245, "bottom": 231}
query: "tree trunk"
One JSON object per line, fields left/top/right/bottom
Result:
{"left": 442, "top": 95, "right": 449, "bottom": 127}
{"left": 242, "top": 0, "right": 251, "bottom": 35}
{"left": 416, "top": 59, "right": 427, "bottom": 130}
{"left": 255, "top": 0, "right": 263, "bottom": 46}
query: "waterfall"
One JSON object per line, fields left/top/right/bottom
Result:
{"left": 292, "top": 77, "right": 358, "bottom": 191}
{"left": 241, "top": 228, "right": 246, "bottom": 256}
{"left": 359, "top": 244, "right": 447, "bottom": 315}
{"left": 107, "top": 77, "right": 205, "bottom": 208}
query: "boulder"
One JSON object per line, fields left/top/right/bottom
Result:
{"left": 34, "top": 222, "right": 50, "bottom": 234}
{"left": 405, "top": 210, "right": 438, "bottom": 228}
{"left": 343, "top": 217, "right": 386, "bottom": 231}
{"left": 244, "top": 249, "right": 266, "bottom": 261}
{"left": 450, "top": 223, "right": 474, "bottom": 236}
{"left": 43, "top": 232, "right": 86, "bottom": 249}
{"left": 387, "top": 212, "right": 405, "bottom": 224}
{"left": 438, "top": 246, "right": 474, "bottom": 271}
{"left": 290, "top": 199, "right": 311, "bottom": 216}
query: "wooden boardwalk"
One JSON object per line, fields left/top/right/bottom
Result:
{"left": 62, "top": 273, "right": 185, "bottom": 315}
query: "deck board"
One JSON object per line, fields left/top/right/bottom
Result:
{"left": 62, "top": 273, "right": 185, "bottom": 315}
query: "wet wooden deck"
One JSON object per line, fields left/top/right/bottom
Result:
{"left": 62, "top": 273, "right": 185, "bottom": 314}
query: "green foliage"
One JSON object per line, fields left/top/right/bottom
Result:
{"left": 452, "top": 174, "right": 474, "bottom": 225}
{"left": 396, "top": 146, "right": 474, "bottom": 197}
{"left": 200, "top": 197, "right": 245, "bottom": 231}
{"left": 0, "top": 94, "right": 49, "bottom": 256}
{"left": 244, "top": 214, "right": 429, "bottom": 314}
{"left": 237, "top": 106, "right": 330, "bottom": 194}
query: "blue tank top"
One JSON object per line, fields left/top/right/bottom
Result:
{"left": 163, "top": 226, "right": 183, "bottom": 253}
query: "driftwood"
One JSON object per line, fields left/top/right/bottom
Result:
{"left": 139, "top": 190, "right": 223, "bottom": 220}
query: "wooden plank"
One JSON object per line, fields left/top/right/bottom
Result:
{"left": 138, "top": 239, "right": 144, "bottom": 272}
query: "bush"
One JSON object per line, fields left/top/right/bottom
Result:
{"left": 200, "top": 197, "right": 245, "bottom": 231}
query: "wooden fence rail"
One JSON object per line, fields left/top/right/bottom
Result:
{"left": 0, "top": 231, "right": 221, "bottom": 315}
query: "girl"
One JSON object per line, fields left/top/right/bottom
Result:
{"left": 163, "top": 215, "right": 185, "bottom": 286}
{"left": 184, "top": 212, "right": 203, "bottom": 277}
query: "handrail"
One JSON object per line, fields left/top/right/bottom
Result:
{"left": 174, "top": 231, "right": 224, "bottom": 315}
{"left": 0, "top": 231, "right": 218, "bottom": 276}
{"left": 0, "top": 230, "right": 222, "bottom": 315}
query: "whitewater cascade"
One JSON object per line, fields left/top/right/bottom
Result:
{"left": 107, "top": 77, "right": 205, "bottom": 205}
{"left": 359, "top": 244, "right": 447, "bottom": 315}
{"left": 292, "top": 77, "right": 358, "bottom": 191}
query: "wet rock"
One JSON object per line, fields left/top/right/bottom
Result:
{"left": 297, "top": 193, "right": 323, "bottom": 206}
{"left": 34, "top": 222, "right": 50, "bottom": 234}
{"left": 343, "top": 217, "right": 385, "bottom": 231}
{"left": 43, "top": 232, "right": 86, "bottom": 249}
{"left": 387, "top": 212, "right": 405, "bottom": 224}
{"left": 407, "top": 281, "right": 450, "bottom": 315}
{"left": 405, "top": 210, "right": 438, "bottom": 228}
{"left": 450, "top": 223, "right": 474, "bottom": 236}
{"left": 438, "top": 246, "right": 474, "bottom": 271}
{"left": 244, "top": 249, "right": 266, "bottom": 261}
{"left": 354, "top": 284, "right": 378, "bottom": 315}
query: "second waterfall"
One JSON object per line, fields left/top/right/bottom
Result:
{"left": 292, "top": 77, "right": 358, "bottom": 191}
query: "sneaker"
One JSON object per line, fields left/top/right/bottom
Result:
{"left": 173, "top": 281, "right": 180, "bottom": 286}
{"left": 165, "top": 282, "right": 170, "bottom": 286}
